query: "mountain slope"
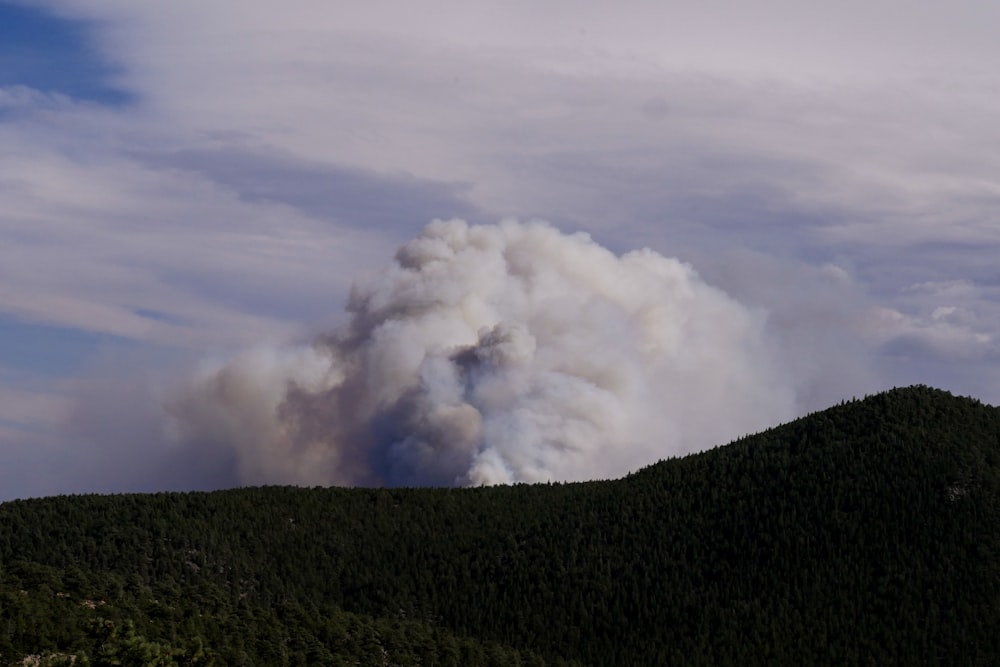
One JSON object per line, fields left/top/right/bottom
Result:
{"left": 2, "top": 385, "right": 1000, "bottom": 665}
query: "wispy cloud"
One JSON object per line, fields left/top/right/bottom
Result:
{"left": 2, "top": 0, "right": 1000, "bottom": 498}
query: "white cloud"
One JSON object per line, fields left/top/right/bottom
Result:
{"left": 0, "top": 116, "right": 397, "bottom": 347}
{"left": 2, "top": 0, "right": 1000, "bottom": 497}
{"left": 170, "top": 220, "right": 798, "bottom": 487}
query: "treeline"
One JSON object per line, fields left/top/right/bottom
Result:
{"left": 2, "top": 386, "right": 1000, "bottom": 664}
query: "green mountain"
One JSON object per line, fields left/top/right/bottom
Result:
{"left": 2, "top": 385, "right": 1000, "bottom": 665}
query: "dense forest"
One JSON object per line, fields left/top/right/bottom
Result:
{"left": 2, "top": 385, "right": 1000, "bottom": 665}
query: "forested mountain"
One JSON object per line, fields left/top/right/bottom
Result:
{"left": 2, "top": 385, "right": 1000, "bottom": 665}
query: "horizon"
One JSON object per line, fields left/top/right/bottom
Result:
{"left": 1, "top": 384, "right": 989, "bottom": 503}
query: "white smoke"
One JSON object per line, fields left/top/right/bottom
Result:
{"left": 169, "top": 219, "right": 798, "bottom": 486}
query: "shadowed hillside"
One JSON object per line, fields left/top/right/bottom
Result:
{"left": 2, "top": 385, "right": 1000, "bottom": 665}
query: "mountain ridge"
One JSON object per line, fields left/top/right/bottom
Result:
{"left": 2, "top": 385, "right": 1000, "bottom": 665}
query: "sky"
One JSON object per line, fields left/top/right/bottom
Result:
{"left": 2, "top": 0, "right": 1000, "bottom": 499}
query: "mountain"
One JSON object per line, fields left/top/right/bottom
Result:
{"left": 2, "top": 385, "right": 1000, "bottom": 665}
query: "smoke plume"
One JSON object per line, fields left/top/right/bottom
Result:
{"left": 170, "top": 219, "right": 798, "bottom": 486}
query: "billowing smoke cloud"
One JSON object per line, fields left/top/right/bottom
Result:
{"left": 169, "top": 219, "right": 798, "bottom": 487}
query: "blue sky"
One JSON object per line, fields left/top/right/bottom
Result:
{"left": 0, "top": 2, "right": 128, "bottom": 104}
{"left": 2, "top": 0, "right": 1000, "bottom": 499}
{"left": 0, "top": 0, "right": 136, "bottom": 381}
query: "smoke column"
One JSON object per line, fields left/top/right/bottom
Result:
{"left": 170, "top": 219, "right": 797, "bottom": 486}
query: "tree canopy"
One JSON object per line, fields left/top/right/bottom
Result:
{"left": 2, "top": 385, "right": 999, "bottom": 665}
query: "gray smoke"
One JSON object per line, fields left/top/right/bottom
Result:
{"left": 169, "top": 219, "right": 798, "bottom": 486}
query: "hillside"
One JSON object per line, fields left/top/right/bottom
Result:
{"left": 2, "top": 385, "right": 1000, "bottom": 665}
